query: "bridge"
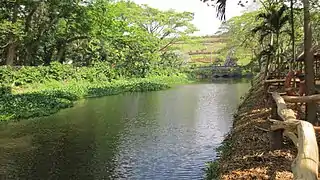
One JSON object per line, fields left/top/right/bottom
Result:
{"left": 191, "top": 47, "right": 253, "bottom": 78}
{"left": 194, "top": 65, "right": 250, "bottom": 78}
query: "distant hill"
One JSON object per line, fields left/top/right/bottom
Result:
{"left": 172, "top": 35, "right": 229, "bottom": 65}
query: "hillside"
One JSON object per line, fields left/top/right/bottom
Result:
{"left": 173, "top": 35, "right": 252, "bottom": 66}
{"left": 173, "top": 35, "right": 229, "bottom": 65}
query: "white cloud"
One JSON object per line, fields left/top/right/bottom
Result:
{"left": 132, "top": 0, "right": 248, "bottom": 36}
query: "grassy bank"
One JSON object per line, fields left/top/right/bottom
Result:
{"left": 0, "top": 64, "right": 192, "bottom": 121}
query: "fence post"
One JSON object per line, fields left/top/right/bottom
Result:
{"left": 269, "top": 93, "right": 284, "bottom": 150}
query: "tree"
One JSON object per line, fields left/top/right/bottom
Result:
{"left": 0, "top": 0, "right": 21, "bottom": 65}
{"left": 200, "top": 0, "right": 317, "bottom": 123}
{"left": 290, "top": 0, "right": 295, "bottom": 69}
{"left": 303, "top": 0, "right": 317, "bottom": 124}
{"left": 0, "top": 0, "right": 197, "bottom": 77}
{"left": 120, "top": 2, "right": 198, "bottom": 53}
{"left": 217, "top": 11, "right": 262, "bottom": 67}
{"left": 252, "top": 3, "right": 289, "bottom": 77}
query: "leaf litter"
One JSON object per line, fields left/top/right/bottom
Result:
{"left": 214, "top": 77, "right": 320, "bottom": 180}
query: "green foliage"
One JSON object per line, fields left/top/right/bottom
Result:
{"left": 205, "top": 161, "right": 220, "bottom": 180}
{"left": 0, "top": 86, "right": 11, "bottom": 95}
{"left": 119, "top": 2, "right": 198, "bottom": 51}
{"left": 0, "top": 0, "right": 196, "bottom": 79}
{"left": 0, "top": 62, "right": 119, "bottom": 87}
{"left": 215, "top": 1, "right": 313, "bottom": 71}
{"left": 0, "top": 92, "right": 74, "bottom": 120}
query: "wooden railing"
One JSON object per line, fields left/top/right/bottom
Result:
{"left": 270, "top": 92, "right": 319, "bottom": 179}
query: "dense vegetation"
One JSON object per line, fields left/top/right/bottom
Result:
{"left": 0, "top": 61, "right": 191, "bottom": 121}
{"left": 0, "top": 0, "right": 199, "bottom": 121}
{"left": 0, "top": 0, "right": 197, "bottom": 69}
{"left": 215, "top": 0, "right": 320, "bottom": 73}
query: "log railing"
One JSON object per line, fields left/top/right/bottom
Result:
{"left": 270, "top": 92, "right": 319, "bottom": 180}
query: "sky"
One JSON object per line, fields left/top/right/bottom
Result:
{"left": 132, "top": 0, "right": 251, "bottom": 36}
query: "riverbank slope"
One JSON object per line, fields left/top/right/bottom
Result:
{"left": 206, "top": 74, "right": 301, "bottom": 179}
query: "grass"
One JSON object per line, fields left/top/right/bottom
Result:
{"left": 172, "top": 36, "right": 228, "bottom": 54}
{"left": 205, "top": 133, "right": 234, "bottom": 180}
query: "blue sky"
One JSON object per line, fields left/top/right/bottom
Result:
{"left": 132, "top": 0, "right": 249, "bottom": 36}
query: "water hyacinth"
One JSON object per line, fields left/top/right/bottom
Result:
{"left": 0, "top": 75, "right": 190, "bottom": 121}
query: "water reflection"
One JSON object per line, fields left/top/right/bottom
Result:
{"left": 0, "top": 80, "right": 249, "bottom": 179}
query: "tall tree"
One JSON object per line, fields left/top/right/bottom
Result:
{"left": 120, "top": 2, "right": 198, "bottom": 52}
{"left": 303, "top": 0, "right": 317, "bottom": 124}
{"left": 252, "top": 4, "right": 289, "bottom": 76}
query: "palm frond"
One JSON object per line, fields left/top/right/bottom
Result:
{"left": 259, "top": 31, "right": 272, "bottom": 43}
{"left": 280, "top": 29, "right": 292, "bottom": 39}
{"left": 278, "top": 4, "right": 289, "bottom": 18}
{"left": 256, "top": 12, "right": 269, "bottom": 20}
{"left": 279, "top": 14, "right": 290, "bottom": 28}
{"left": 251, "top": 26, "right": 263, "bottom": 34}
{"left": 200, "top": 0, "right": 226, "bottom": 20}
{"left": 216, "top": 0, "right": 227, "bottom": 20}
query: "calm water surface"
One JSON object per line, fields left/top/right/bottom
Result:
{"left": 0, "top": 79, "right": 250, "bottom": 180}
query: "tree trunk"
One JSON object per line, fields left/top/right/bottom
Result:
{"left": 264, "top": 33, "right": 274, "bottom": 79}
{"left": 290, "top": 0, "right": 295, "bottom": 70}
{"left": 6, "top": 42, "right": 16, "bottom": 66}
{"left": 6, "top": 1, "right": 19, "bottom": 66}
{"left": 303, "top": 0, "right": 317, "bottom": 125}
{"left": 25, "top": 44, "right": 34, "bottom": 65}
{"left": 255, "top": 49, "right": 262, "bottom": 71}
{"left": 56, "top": 42, "right": 66, "bottom": 63}
{"left": 44, "top": 45, "right": 54, "bottom": 65}
{"left": 276, "top": 32, "right": 280, "bottom": 76}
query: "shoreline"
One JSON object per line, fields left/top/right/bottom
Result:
{"left": 206, "top": 74, "right": 298, "bottom": 179}
{"left": 0, "top": 74, "right": 253, "bottom": 122}
{"left": 0, "top": 74, "right": 192, "bottom": 121}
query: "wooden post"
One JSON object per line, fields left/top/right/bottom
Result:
{"left": 269, "top": 92, "right": 283, "bottom": 150}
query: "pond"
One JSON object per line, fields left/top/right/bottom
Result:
{"left": 0, "top": 79, "right": 250, "bottom": 180}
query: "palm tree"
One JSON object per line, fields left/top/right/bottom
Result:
{"left": 252, "top": 4, "right": 289, "bottom": 77}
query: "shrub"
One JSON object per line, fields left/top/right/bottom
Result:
{"left": 0, "top": 86, "right": 11, "bottom": 95}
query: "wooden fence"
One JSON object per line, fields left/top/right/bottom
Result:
{"left": 269, "top": 92, "right": 319, "bottom": 179}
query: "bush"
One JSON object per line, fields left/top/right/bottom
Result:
{"left": 14, "top": 66, "right": 46, "bottom": 85}
{"left": 0, "top": 86, "right": 11, "bottom": 95}
{"left": 0, "top": 66, "right": 14, "bottom": 85}
{"left": 0, "top": 62, "right": 116, "bottom": 86}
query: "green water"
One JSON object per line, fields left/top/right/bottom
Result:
{"left": 0, "top": 79, "right": 250, "bottom": 179}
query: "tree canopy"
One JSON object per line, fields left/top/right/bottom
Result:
{"left": 0, "top": 0, "right": 197, "bottom": 77}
